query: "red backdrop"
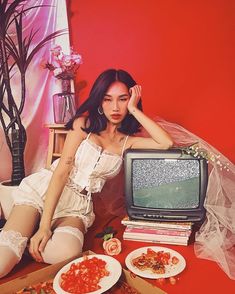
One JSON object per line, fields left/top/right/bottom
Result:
{"left": 67, "top": 0, "right": 235, "bottom": 162}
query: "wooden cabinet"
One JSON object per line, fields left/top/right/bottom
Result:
{"left": 45, "top": 124, "right": 68, "bottom": 168}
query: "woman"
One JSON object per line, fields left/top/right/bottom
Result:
{"left": 0, "top": 69, "right": 173, "bottom": 278}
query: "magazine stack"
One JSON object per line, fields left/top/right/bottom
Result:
{"left": 121, "top": 216, "right": 193, "bottom": 246}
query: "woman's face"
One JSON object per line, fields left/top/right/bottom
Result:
{"left": 101, "top": 81, "right": 130, "bottom": 124}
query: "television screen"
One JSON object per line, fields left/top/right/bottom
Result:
{"left": 132, "top": 159, "right": 200, "bottom": 209}
{"left": 124, "top": 149, "right": 208, "bottom": 223}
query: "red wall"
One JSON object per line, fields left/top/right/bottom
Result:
{"left": 67, "top": 0, "right": 235, "bottom": 163}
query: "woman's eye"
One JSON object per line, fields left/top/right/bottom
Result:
{"left": 103, "top": 98, "right": 111, "bottom": 102}
{"left": 120, "top": 98, "right": 128, "bottom": 102}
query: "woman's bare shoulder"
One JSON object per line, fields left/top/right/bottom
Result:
{"left": 72, "top": 116, "right": 87, "bottom": 129}
{"left": 124, "top": 135, "right": 138, "bottom": 148}
{"left": 69, "top": 116, "right": 88, "bottom": 140}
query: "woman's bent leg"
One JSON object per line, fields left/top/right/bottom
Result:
{"left": 41, "top": 217, "right": 85, "bottom": 264}
{"left": 0, "top": 188, "right": 14, "bottom": 220}
{"left": 0, "top": 205, "right": 39, "bottom": 278}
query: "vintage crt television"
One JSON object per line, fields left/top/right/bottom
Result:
{"left": 124, "top": 148, "right": 208, "bottom": 223}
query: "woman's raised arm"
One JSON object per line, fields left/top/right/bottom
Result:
{"left": 127, "top": 85, "right": 173, "bottom": 149}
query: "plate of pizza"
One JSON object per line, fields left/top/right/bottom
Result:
{"left": 125, "top": 246, "right": 186, "bottom": 279}
{"left": 53, "top": 254, "right": 122, "bottom": 293}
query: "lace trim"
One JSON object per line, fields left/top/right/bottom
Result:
{"left": 54, "top": 226, "right": 84, "bottom": 243}
{"left": 0, "top": 230, "right": 28, "bottom": 259}
{"left": 86, "top": 139, "right": 122, "bottom": 157}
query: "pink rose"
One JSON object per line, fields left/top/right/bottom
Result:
{"left": 103, "top": 238, "right": 122, "bottom": 256}
{"left": 62, "top": 55, "right": 73, "bottom": 67}
{"left": 71, "top": 53, "right": 82, "bottom": 64}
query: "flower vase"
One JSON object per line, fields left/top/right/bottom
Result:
{"left": 53, "top": 79, "right": 76, "bottom": 124}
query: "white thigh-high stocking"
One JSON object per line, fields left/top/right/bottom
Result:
{"left": 41, "top": 226, "right": 84, "bottom": 264}
{"left": 0, "top": 230, "right": 28, "bottom": 278}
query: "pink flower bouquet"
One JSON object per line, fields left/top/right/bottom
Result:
{"left": 45, "top": 45, "right": 82, "bottom": 80}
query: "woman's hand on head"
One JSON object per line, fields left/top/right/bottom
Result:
{"left": 128, "top": 85, "right": 142, "bottom": 114}
{"left": 29, "top": 227, "right": 52, "bottom": 262}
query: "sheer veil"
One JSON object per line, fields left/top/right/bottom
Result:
{"left": 98, "top": 117, "right": 235, "bottom": 280}
{"left": 152, "top": 117, "right": 235, "bottom": 280}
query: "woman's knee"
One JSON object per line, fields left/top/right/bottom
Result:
{"left": 42, "top": 226, "right": 84, "bottom": 264}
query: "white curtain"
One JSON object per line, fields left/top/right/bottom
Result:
{"left": 0, "top": 0, "right": 70, "bottom": 181}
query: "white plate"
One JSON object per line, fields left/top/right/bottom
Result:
{"left": 53, "top": 254, "right": 122, "bottom": 294}
{"left": 125, "top": 246, "right": 186, "bottom": 279}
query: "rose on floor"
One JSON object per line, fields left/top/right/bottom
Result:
{"left": 103, "top": 238, "right": 122, "bottom": 256}
{"left": 95, "top": 226, "right": 122, "bottom": 256}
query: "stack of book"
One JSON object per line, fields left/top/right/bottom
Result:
{"left": 121, "top": 216, "right": 193, "bottom": 246}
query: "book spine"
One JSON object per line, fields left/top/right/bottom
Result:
{"left": 123, "top": 236, "right": 188, "bottom": 246}
{"left": 121, "top": 219, "right": 192, "bottom": 230}
{"left": 123, "top": 232, "right": 188, "bottom": 242}
{"left": 125, "top": 227, "right": 191, "bottom": 237}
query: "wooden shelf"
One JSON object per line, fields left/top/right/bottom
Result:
{"left": 45, "top": 124, "right": 69, "bottom": 168}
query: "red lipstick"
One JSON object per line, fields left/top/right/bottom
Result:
{"left": 111, "top": 114, "right": 121, "bottom": 120}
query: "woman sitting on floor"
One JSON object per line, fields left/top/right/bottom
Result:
{"left": 0, "top": 68, "right": 173, "bottom": 278}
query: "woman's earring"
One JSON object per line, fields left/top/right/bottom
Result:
{"left": 98, "top": 106, "right": 104, "bottom": 115}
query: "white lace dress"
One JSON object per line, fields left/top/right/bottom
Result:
{"left": 12, "top": 134, "right": 128, "bottom": 231}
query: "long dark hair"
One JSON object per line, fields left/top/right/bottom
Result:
{"left": 66, "top": 69, "right": 143, "bottom": 135}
